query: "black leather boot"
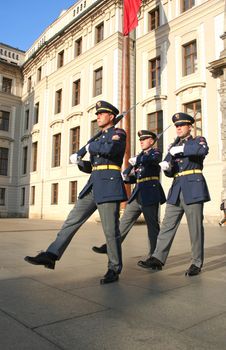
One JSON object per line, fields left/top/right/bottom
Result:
{"left": 100, "top": 269, "right": 119, "bottom": 284}
{"left": 24, "top": 252, "right": 57, "bottom": 270}
{"left": 92, "top": 244, "right": 107, "bottom": 254}
{"left": 185, "top": 264, "right": 201, "bottom": 276}
{"left": 137, "top": 256, "right": 163, "bottom": 270}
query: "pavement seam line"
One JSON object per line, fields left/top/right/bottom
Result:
{"left": 0, "top": 307, "right": 64, "bottom": 350}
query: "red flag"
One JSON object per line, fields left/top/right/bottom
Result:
{"left": 123, "top": 0, "right": 141, "bottom": 36}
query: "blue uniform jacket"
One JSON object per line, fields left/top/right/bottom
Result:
{"left": 125, "top": 148, "right": 166, "bottom": 206}
{"left": 79, "top": 126, "right": 127, "bottom": 204}
{"left": 164, "top": 135, "right": 210, "bottom": 205}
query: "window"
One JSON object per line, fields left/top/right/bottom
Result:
{"left": 69, "top": 181, "right": 77, "bottom": 204}
{"left": 147, "top": 111, "right": 163, "bottom": 153}
{"left": 37, "top": 66, "right": 42, "bottom": 82}
{"left": 148, "top": 7, "right": 160, "bottom": 31}
{"left": 181, "top": 0, "right": 195, "bottom": 12}
{"left": 53, "top": 133, "right": 61, "bottom": 167}
{"left": 75, "top": 37, "right": 82, "bottom": 57}
{"left": 55, "top": 89, "right": 62, "bottom": 114}
{"left": 0, "top": 188, "right": 6, "bottom": 206}
{"left": 0, "top": 147, "right": 9, "bottom": 176}
{"left": 183, "top": 40, "right": 197, "bottom": 76}
{"left": 93, "top": 67, "right": 103, "bottom": 97}
{"left": 149, "top": 57, "right": 161, "bottom": 88}
{"left": 72, "top": 79, "right": 81, "bottom": 106}
{"left": 2, "top": 77, "right": 12, "bottom": 94}
{"left": 25, "top": 110, "right": 29, "bottom": 130}
{"left": 27, "top": 76, "right": 32, "bottom": 92}
{"left": 91, "top": 120, "right": 99, "bottom": 137}
{"left": 0, "top": 110, "right": 9, "bottom": 131}
{"left": 184, "top": 100, "right": 202, "bottom": 136}
{"left": 70, "top": 127, "right": 80, "bottom": 154}
{"left": 32, "top": 142, "right": 38, "bottom": 172}
{"left": 22, "top": 146, "right": 28, "bottom": 175}
{"left": 57, "top": 50, "right": 64, "bottom": 68}
{"left": 34, "top": 102, "right": 39, "bottom": 124}
{"left": 30, "top": 186, "right": 35, "bottom": 205}
{"left": 95, "top": 22, "right": 104, "bottom": 43}
{"left": 21, "top": 187, "right": 25, "bottom": 206}
{"left": 51, "top": 183, "right": 58, "bottom": 204}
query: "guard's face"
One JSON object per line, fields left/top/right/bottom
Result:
{"left": 175, "top": 124, "right": 192, "bottom": 138}
{"left": 96, "top": 112, "right": 114, "bottom": 129}
{"left": 140, "top": 137, "right": 155, "bottom": 151}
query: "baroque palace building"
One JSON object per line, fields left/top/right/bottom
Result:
{"left": 0, "top": 0, "right": 225, "bottom": 222}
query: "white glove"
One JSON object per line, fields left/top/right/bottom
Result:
{"left": 170, "top": 145, "right": 184, "bottom": 156}
{"left": 128, "top": 156, "right": 137, "bottom": 166}
{"left": 121, "top": 172, "right": 128, "bottom": 181}
{"left": 85, "top": 144, "right": 90, "bottom": 153}
{"left": 70, "top": 153, "right": 79, "bottom": 164}
{"left": 159, "top": 161, "right": 171, "bottom": 171}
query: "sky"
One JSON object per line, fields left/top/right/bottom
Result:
{"left": 1, "top": 1, "right": 79, "bottom": 51}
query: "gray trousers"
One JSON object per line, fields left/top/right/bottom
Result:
{"left": 120, "top": 193, "right": 159, "bottom": 255}
{"left": 47, "top": 190, "right": 122, "bottom": 273}
{"left": 152, "top": 191, "right": 204, "bottom": 268}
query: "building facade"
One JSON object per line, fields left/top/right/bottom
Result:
{"left": 0, "top": 0, "right": 225, "bottom": 222}
{"left": 0, "top": 43, "right": 25, "bottom": 217}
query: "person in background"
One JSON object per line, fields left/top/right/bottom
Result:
{"left": 219, "top": 199, "right": 226, "bottom": 226}
{"left": 138, "top": 112, "right": 210, "bottom": 276}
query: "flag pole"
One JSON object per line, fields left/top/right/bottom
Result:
{"left": 121, "top": 4, "right": 131, "bottom": 205}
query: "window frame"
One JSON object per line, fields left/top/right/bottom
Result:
{"left": 183, "top": 40, "right": 197, "bottom": 76}
{"left": 0, "top": 110, "right": 10, "bottom": 131}
{"left": 93, "top": 67, "right": 103, "bottom": 97}
{"left": 181, "top": 0, "right": 195, "bottom": 13}
{"left": 34, "top": 102, "right": 39, "bottom": 124}
{"left": 0, "top": 188, "right": 6, "bottom": 206}
{"left": 70, "top": 127, "right": 80, "bottom": 154}
{"left": 30, "top": 186, "right": 35, "bottom": 205}
{"left": 51, "top": 183, "right": 59, "bottom": 205}
{"left": 148, "top": 7, "right": 160, "bottom": 31}
{"left": 69, "top": 181, "right": 78, "bottom": 204}
{"left": 2, "top": 77, "right": 12, "bottom": 94}
{"left": 32, "top": 142, "right": 38, "bottom": 172}
{"left": 95, "top": 22, "right": 104, "bottom": 44}
{"left": 55, "top": 89, "right": 62, "bottom": 114}
{"left": 57, "top": 50, "right": 64, "bottom": 68}
{"left": 75, "top": 37, "right": 82, "bottom": 57}
{"left": 184, "top": 100, "right": 202, "bottom": 137}
{"left": 72, "top": 79, "right": 81, "bottom": 106}
{"left": 52, "top": 133, "right": 61, "bottom": 167}
{"left": 148, "top": 56, "right": 161, "bottom": 89}
{"left": 147, "top": 110, "right": 163, "bottom": 153}
{"left": 0, "top": 147, "right": 9, "bottom": 176}
{"left": 37, "top": 66, "right": 42, "bottom": 82}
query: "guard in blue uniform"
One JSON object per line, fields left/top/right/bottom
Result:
{"left": 138, "top": 113, "right": 210, "bottom": 276}
{"left": 92, "top": 130, "right": 166, "bottom": 261}
{"left": 24, "top": 100, "right": 127, "bottom": 284}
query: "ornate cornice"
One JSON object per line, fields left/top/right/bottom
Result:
{"left": 0, "top": 135, "right": 14, "bottom": 142}
{"left": 21, "top": 134, "right": 30, "bottom": 142}
{"left": 31, "top": 129, "right": 40, "bottom": 136}
{"left": 140, "top": 95, "right": 167, "bottom": 107}
{"left": 49, "top": 119, "right": 64, "bottom": 128}
{"left": 175, "top": 82, "right": 206, "bottom": 96}
{"left": 208, "top": 56, "right": 226, "bottom": 78}
{"left": 66, "top": 112, "right": 83, "bottom": 121}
